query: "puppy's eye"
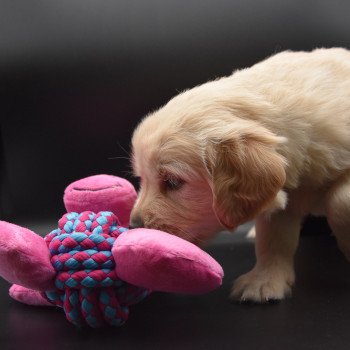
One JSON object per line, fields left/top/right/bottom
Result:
{"left": 163, "top": 176, "right": 185, "bottom": 191}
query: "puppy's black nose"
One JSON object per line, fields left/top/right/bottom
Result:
{"left": 129, "top": 216, "right": 144, "bottom": 229}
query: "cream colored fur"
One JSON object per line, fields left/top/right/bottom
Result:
{"left": 131, "top": 48, "right": 350, "bottom": 302}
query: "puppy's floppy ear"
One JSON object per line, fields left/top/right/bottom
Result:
{"left": 205, "top": 127, "right": 287, "bottom": 230}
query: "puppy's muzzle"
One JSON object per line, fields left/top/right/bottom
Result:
{"left": 129, "top": 215, "right": 144, "bottom": 229}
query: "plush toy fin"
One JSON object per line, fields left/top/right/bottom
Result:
{"left": 63, "top": 174, "right": 137, "bottom": 227}
{"left": 0, "top": 221, "right": 56, "bottom": 291}
{"left": 9, "top": 285, "right": 52, "bottom": 306}
{"left": 113, "top": 228, "right": 224, "bottom": 294}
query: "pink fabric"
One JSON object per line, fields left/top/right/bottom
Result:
{"left": 0, "top": 221, "right": 56, "bottom": 291}
{"left": 9, "top": 285, "right": 52, "bottom": 306}
{"left": 113, "top": 228, "right": 224, "bottom": 294}
{"left": 64, "top": 174, "right": 137, "bottom": 227}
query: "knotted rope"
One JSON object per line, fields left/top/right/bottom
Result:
{"left": 44, "top": 211, "right": 149, "bottom": 327}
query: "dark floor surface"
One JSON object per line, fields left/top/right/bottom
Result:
{"left": 1, "top": 222, "right": 350, "bottom": 350}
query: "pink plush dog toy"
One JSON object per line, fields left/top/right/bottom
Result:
{"left": 0, "top": 175, "right": 223, "bottom": 327}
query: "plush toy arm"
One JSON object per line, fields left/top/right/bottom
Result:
{"left": 9, "top": 285, "right": 52, "bottom": 306}
{"left": 113, "top": 228, "right": 224, "bottom": 294}
{"left": 0, "top": 221, "right": 56, "bottom": 291}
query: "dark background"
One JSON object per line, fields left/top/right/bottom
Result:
{"left": 1, "top": 0, "right": 349, "bottom": 222}
{"left": 1, "top": 1, "right": 350, "bottom": 349}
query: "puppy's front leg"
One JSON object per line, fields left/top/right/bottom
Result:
{"left": 231, "top": 210, "right": 301, "bottom": 302}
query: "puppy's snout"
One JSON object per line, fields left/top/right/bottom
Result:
{"left": 129, "top": 215, "right": 144, "bottom": 229}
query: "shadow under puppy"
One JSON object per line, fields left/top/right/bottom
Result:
{"left": 130, "top": 48, "right": 350, "bottom": 303}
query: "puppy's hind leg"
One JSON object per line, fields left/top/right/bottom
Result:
{"left": 326, "top": 174, "right": 350, "bottom": 261}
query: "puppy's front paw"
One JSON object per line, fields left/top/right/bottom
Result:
{"left": 230, "top": 266, "right": 294, "bottom": 303}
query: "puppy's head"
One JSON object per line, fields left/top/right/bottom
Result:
{"left": 131, "top": 97, "right": 287, "bottom": 245}
{"left": 130, "top": 112, "right": 217, "bottom": 245}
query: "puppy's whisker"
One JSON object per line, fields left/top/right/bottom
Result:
{"left": 108, "top": 156, "right": 130, "bottom": 161}
{"left": 117, "top": 142, "right": 131, "bottom": 158}
{"left": 121, "top": 168, "right": 134, "bottom": 177}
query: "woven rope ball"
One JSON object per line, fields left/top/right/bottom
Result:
{"left": 44, "top": 211, "right": 149, "bottom": 327}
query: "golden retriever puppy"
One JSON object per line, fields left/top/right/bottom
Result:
{"left": 131, "top": 48, "right": 350, "bottom": 302}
